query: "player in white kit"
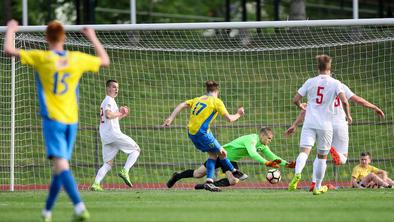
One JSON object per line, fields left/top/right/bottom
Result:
{"left": 285, "top": 83, "right": 384, "bottom": 191}
{"left": 90, "top": 80, "right": 141, "bottom": 191}
{"left": 288, "top": 55, "right": 352, "bottom": 195}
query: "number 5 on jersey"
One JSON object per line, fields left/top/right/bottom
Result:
{"left": 316, "top": 86, "right": 324, "bottom": 104}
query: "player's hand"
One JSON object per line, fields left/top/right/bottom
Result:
{"left": 373, "top": 107, "right": 385, "bottom": 119}
{"left": 265, "top": 159, "right": 281, "bottom": 168}
{"left": 123, "top": 106, "right": 129, "bottom": 114}
{"left": 285, "top": 161, "right": 296, "bottom": 168}
{"left": 366, "top": 181, "right": 376, "bottom": 188}
{"left": 284, "top": 125, "right": 297, "bottom": 138}
{"left": 299, "top": 103, "right": 307, "bottom": 111}
{"left": 346, "top": 115, "right": 353, "bottom": 125}
{"left": 219, "top": 147, "right": 227, "bottom": 158}
{"left": 237, "top": 106, "right": 245, "bottom": 116}
{"left": 119, "top": 106, "right": 129, "bottom": 116}
{"left": 81, "top": 27, "right": 97, "bottom": 40}
{"left": 7, "top": 19, "right": 19, "bottom": 32}
{"left": 162, "top": 117, "right": 173, "bottom": 127}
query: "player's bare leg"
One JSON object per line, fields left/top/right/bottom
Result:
{"left": 361, "top": 173, "right": 390, "bottom": 188}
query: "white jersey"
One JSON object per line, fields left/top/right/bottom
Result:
{"left": 99, "top": 95, "right": 122, "bottom": 143}
{"left": 332, "top": 83, "right": 354, "bottom": 127}
{"left": 298, "top": 74, "right": 343, "bottom": 130}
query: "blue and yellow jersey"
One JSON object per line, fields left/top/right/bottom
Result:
{"left": 185, "top": 95, "right": 229, "bottom": 135}
{"left": 20, "top": 49, "right": 101, "bottom": 124}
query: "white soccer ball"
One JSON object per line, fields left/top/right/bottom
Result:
{"left": 266, "top": 169, "right": 281, "bottom": 184}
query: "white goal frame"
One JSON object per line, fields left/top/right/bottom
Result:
{"left": 1, "top": 18, "right": 394, "bottom": 191}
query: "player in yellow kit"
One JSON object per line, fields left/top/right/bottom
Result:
{"left": 163, "top": 80, "right": 245, "bottom": 192}
{"left": 4, "top": 19, "right": 109, "bottom": 222}
{"left": 351, "top": 152, "right": 393, "bottom": 188}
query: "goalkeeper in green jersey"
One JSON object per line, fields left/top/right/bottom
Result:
{"left": 166, "top": 127, "right": 296, "bottom": 188}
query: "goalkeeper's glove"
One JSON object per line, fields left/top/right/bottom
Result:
{"left": 265, "top": 159, "right": 281, "bottom": 168}
{"left": 285, "top": 161, "right": 296, "bottom": 168}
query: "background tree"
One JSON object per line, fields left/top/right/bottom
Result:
{"left": 289, "top": 0, "right": 306, "bottom": 20}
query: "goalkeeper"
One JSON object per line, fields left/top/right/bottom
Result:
{"left": 166, "top": 127, "right": 296, "bottom": 188}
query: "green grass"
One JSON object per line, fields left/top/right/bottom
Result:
{"left": 0, "top": 189, "right": 393, "bottom": 222}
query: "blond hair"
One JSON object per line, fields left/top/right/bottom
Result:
{"left": 316, "top": 54, "right": 332, "bottom": 72}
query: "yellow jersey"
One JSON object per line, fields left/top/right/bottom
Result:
{"left": 185, "top": 95, "right": 229, "bottom": 135}
{"left": 20, "top": 50, "right": 101, "bottom": 124}
{"left": 351, "top": 164, "right": 380, "bottom": 182}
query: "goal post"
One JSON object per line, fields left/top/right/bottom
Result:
{"left": 0, "top": 18, "right": 393, "bottom": 190}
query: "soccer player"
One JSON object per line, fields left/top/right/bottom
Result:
{"left": 288, "top": 55, "right": 352, "bottom": 195}
{"left": 166, "top": 127, "right": 296, "bottom": 189}
{"left": 4, "top": 20, "right": 109, "bottom": 222}
{"left": 162, "top": 80, "right": 245, "bottom": 192}
{"left": 90, "top": 80, "right": 141, "bottom": 191}
{"left": 351, "top": 152, "right": 393, "bottom": 188}
{"left": 285, "top": 85, "right": 384, "bottom": 191}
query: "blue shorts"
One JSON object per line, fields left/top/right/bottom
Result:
{"left": 42, "top": 118, "right": 78, "bottom": 160}
{"left": 188, "top": 131, "right": 221, "bottom": 153}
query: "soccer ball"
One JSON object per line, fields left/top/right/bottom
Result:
{"left": 266, "top": 169, "right": 281, "bottom": 184}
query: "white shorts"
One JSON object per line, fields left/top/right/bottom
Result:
{"left": 300, "top": 127, "right": 333, "bottom": 151}
{"left": 102, "top": 133, "right": 140, "bottom": 163}
{"left": 332, "top": 124, "right": 349, "bottom": 155}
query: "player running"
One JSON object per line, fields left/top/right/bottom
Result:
{"left": 288, "top": 55, "right": 351, "bottom": 195}
{"left": 90, "top": 80, "right": 141, "bottom": 191}
{"left": 162, "top": 80, "right": 245, "bottom": 192}
{"left": 285, "top": 84, "right": 384, "bottom": 191}
{"left": 166, "top": 127, "right": 296, "bottom": 189}
{"left": 4, "top": 19, "right": 109, "bottom": 222}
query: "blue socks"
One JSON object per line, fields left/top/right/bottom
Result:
{"left": 45, "top": 170, "right": 82, "bottom": 211}
{"left": 45, "top": 174, "right": 62, "bottom": 211}
{"left": 60, "top": 170, "right": 82, "bottom": 205}
{"left": 205, "top": 158, "right": 216, "bottom": 181}
{"left": 219, "top": 158, "right": 234, "bottom": 172}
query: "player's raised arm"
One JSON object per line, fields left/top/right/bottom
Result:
{"left": 81, "top": 27, "right": 110, "bottom": 67}
{"left": 162, "top": 102, "right": 190, "bottom": 127}
{"left": 350, "top": 95, "right": 385, "bottom": 118}
{"left": 223, "top": 106, "right": 245, "bottom": 122}
{"left": 338, "top": 92, "right": 352, "bottom": 124}
{"left": 4, "top": 19, "right": 20, "bottom": 57}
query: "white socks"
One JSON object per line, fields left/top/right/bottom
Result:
{"left": 94, "top": 163, "right": 112, "bottom": 184}
{"left": 314, "top": 158, "right": 327, "bottom": 190}
{"left": 295, "top": 152, "right": 309, "bottom": 174}
{"left": 42, "top": 209, "right": 51, "bottom": 218}
{"left": 124, "top": 150, "right": 140, "bottom": 171}
{"left": 74, "top": 202, "right": 86, "bottom": 215}
{"left": 338, "top": 152, "right": 347, "bottom": 164}
{"left": 312, "top": 152, "right": 347, "bottom": 184}
{"left": 94, "top": 149, "right": 140, "bottom": 184}
{"left": 312, "top": 157, "right": 318, "bottom": 183}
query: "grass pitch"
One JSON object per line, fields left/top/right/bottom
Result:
{"left": 1, "top": 189, "right": 393, "bottom": 222}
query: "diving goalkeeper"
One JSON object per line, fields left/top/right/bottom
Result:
{"left": 166, "top": 127, "right": 296, "bottom": 188}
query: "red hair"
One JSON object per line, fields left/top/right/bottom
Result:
{"left": 46, "top": 21, "right": 65, "bottom": 43}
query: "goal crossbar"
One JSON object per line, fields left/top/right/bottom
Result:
{"left": 0, "top": 18, "right": 394, "bottom": 33}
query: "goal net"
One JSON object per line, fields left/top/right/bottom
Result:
{"left": 1, "top": 19, "right": 393, "bottom": 190}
